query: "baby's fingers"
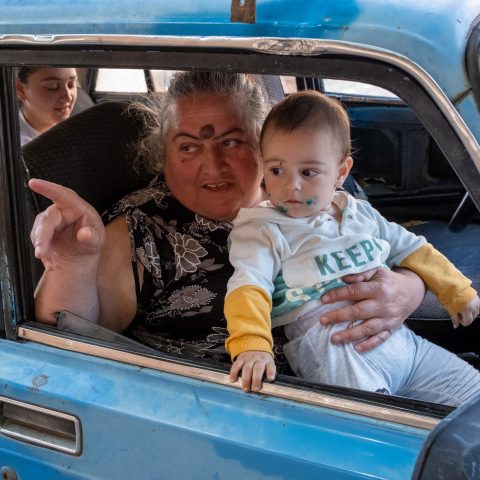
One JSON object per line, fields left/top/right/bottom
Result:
{"left": 458, "top": 311, "right": 474, "bottom": 327}
{"left": 451, "top": 314, "right": 461, "bottom": 329}
{"left": 250, "top": 362, "right": 268, "bottom": 392}
{"left": 230, "top": 358, "right": 244, "bottom": 383}
{"left": 239, "top": 362, "right": 255, "bottom": 392}
{"left": 265, "top": 360, "right": 276, "bottom": 381}
{"left": 230, "top": 352, "right": 275, "bottom": 392}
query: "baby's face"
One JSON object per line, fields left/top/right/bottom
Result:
{"left": 261, "top": 127, "right": 350, "bottom": 218}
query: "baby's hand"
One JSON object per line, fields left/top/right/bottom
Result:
{"left": 451, "top": 295, "right": 480, "bottom": 328}
{"left": 230, "top": 351, "right": 276, "bottom": 392}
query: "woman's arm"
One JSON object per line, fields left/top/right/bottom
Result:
{"left": 31, "top": 179, "right": 137, "bottom": 331}
{"left": 319, "top": 267, "right": 426, "bottom": 352}
{"left": 97, "top": 216, "right": 138, "bottom": 331}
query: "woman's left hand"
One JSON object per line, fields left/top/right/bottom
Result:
{"left": 319, "top": 267, "right": 426, "bottom": 352}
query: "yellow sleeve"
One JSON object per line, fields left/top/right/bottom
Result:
{"left": 224, "top": 285, "right": 273, "bottom": 361}
{"left": 400, "top": 243, "right": 477, "bottom": 316}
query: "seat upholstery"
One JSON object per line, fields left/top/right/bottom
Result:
{"left": 405, "top": 220, "right": 480, "bottom": 353}
{"left": 407, "top": 221, "right": 480, "bottom": 320}
{"left": 22, "top": 100, "right": 151, "bottom": 285}
{"left": 22, "top": 100, "right": 149, "bottom": 215}
{"left": 71, "top": 86, "right": 95, "bottom": 116}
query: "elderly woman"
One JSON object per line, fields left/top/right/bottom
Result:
{"left": 16, "top": 67, "right": 78, "bottom": 145}
{"left": 30, "top": 71, "right": 425, "bottom": 369}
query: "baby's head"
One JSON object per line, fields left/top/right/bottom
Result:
{"left": 260, "top": 91, "right": 353, "bottom": 218}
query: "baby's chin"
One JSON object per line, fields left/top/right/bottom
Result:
{"left": 274, "top": 202, "right": 325, "bottom": 218}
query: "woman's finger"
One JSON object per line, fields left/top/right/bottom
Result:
{"left": 30, "top": 206, "right": 67, "bottom": 269}
{"left": 353, "top": 329, "right": 392, "bottom": 353}
{"left": 341, "top": 267, "right": 379, "bottom": 284}
{"left": 29, "top": 178, "right": 105, "bottom": 256}
{"left": 322, "top": 280, "right": 379, "bottom": 306}
{"left": 29, "top": 178, "right": 78, "bottom": 209}
{"left": 320, "top": 299, "right": 378, "bottom": 327}
{"left": 29, "top": 178, "right": 99, "bottom": 226}
{"left": 327, "top": 315, "right": 383, "bottom": 345}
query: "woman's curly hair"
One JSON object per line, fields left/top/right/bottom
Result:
{"left": 129, "top": 71, "right": 268, "bottom": 176}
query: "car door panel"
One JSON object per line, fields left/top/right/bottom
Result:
{"left": 0, "top": 339, "right": 430, "bottom": 479}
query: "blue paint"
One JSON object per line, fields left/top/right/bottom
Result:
{"left": 0, "top": 339, "right": 428, "bottom": 479}
{"left": 0, "top": 1, "right": 477, "bottom": 477}
{"left": 0, "top": 0, "right": 476, "bottom": 137}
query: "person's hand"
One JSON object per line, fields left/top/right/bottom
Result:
{"left": 230, "top": 351, "right": 276, "bottom": 392}
{"left": 29, "top": 178, "right": 105, "bottom": 271}
{"left": 451, "top": 295, "right": 480, "bottom": 328}
{"left": 319, "top": 267, "right": 425, "bottom": 353}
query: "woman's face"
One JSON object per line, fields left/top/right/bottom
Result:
{"left": 16, "top": 68, "right": 78, "bottom": 133}
{"left": 163, "top": 93, "right": 264, "bottom": 221}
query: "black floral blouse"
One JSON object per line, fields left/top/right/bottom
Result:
{"left": 103, "top": 176, "right": 289, "bottom": 371}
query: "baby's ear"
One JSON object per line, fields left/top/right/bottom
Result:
{"left": 336, "top": 156, "right": 353, "bottom": 187}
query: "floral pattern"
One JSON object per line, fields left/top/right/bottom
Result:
{"left": 103, "top": 176, "right": 290, "bottom": 372}
{"left": 168, "top": 285, "right": 217, "bottom": 311}
{"left": 103, "top": 176, "right": 232, "bottom": 363}
{"left": 167, "top": 232, "right": 208, "bottom": 280}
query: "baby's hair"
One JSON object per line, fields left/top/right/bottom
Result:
{"left": 260, "top": 90, "right": 351, "bottom": 159}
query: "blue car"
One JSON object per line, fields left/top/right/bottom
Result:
{"left": 1, "top": 1, "right": 480, "bottom": 478}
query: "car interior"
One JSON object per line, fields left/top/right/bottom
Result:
{"left": 18, "top": 67, "right": 480, "bottom": 393}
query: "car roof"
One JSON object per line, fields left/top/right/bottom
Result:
{"left": 0, "top": 0, "right": 479, "bottom": 131}
{"left": 0, "top": 1, "right": 477, "bottom": 82}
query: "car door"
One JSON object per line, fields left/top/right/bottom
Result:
{"left": 0, "top": 62, "right": 442, "bottom": 480}
{"left": 1, "top": 6, "right": 480, "bottom": 479}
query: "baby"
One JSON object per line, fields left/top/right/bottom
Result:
{"left": 225, "top": 90, "right": 480, "bottom": 406}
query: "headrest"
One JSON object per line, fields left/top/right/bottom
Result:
{"left": 22, "top": 101, "right": 149, "bottom": 214}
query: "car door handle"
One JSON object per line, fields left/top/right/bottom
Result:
{"left": 0, "top": 396, "right": 81, "bottom": 455}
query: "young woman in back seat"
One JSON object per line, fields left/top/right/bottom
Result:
{"left": 16, "top": 67, "right": 78, "bottom": 145}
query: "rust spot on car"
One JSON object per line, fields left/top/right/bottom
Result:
{"left": 31, "top": 374, "right": 48, "bottom": 391}
{"left": 231, "top": 0, "right": 256, "bottom": 24}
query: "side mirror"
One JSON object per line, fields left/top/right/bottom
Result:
{"left": 412, "top": 395, "right": 480, "bottom": 479}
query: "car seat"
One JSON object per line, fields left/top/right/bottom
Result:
{"left": 22, "top": 100, "right": 151, "bottom": 285}
{"left": 71, "top": 86, "right": 95, "bottom": 116}
{"left": 406, "top": 220, "right": 480, "bottom": 355}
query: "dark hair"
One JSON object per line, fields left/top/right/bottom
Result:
{"left": 15, "top": 67, "right": 41, "bottom": 84}
{"left": 260, "top": 90, "right": 351, "bottom": 159}
{"left": 131, "top": 71, "right": 267, "bottom": 175}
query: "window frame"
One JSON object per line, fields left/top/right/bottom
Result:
{"left": 466, "top": 19, "right": 480, "bottom": 113}
{"left": 1, "top": 36, "right": 479, "bottom": 424}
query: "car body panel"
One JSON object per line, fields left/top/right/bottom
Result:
{"left": 1, "top": 1, "right": 479, "bottom": 157}
{"left": 1, "top": 1, "right": 480, "bottom": 478}
{"left": 0, "top": 339, "right": 429, "bottom": 479}
{"left": 0, "top": 0, "right": 476, "bottom": 98}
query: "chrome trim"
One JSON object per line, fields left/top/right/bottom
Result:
{"left": 0, "top": 395, "right": 81, "bottom": 455}
{"left": 1, "top": 34, "right": 479, "bottom": 171}
{"left": 19, "top": 326, "right": 440, "bottom": 430}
